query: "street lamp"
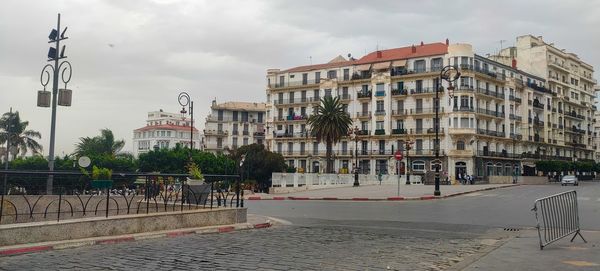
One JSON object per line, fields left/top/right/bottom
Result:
{"left": 348, "top": 126, "right": 361, "bottom": 187}
{"left": 38, "top": 13, "right": 73, "bottom": 195}
{"left": 178, "top": 92, "right": 194, "bottom": 152}
{"left": 435, "top": 65, "right": 461, "bottom": 196}
{"left": 405, "top": 139, "right": 414, "bottom": 185}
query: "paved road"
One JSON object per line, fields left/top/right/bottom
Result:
{"left": 2, "top": 183, "right": 598, "bottom": 270}
{"left": 248, "top": 183, "right": 600, "bottom": 230}
{"left": 0, "top": 221, "right": 504, "bottom": 271}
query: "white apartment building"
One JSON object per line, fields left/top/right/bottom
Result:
{"left": 491, "top": 35, "right": 597, "bottom": 164}
{"left": 265, "top": 37, "right": 596, "bottom": 183}
{"left": 132, "top": 109, "right": 202, "bottom": 157}
{"left": 203, "top": 100, "right": 266, "bottom": 153}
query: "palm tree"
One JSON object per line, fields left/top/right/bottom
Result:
{"left": 74, "top": 128, "right": 125, "bottom": 157}
{"left": 0, "top": 111, "right": 43, "bottom": 160}
{"left": 307, "top": 96, "right": 352, "bottom": 173}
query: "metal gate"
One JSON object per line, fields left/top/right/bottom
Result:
{"left": 532, "top": 190, "right": 587, "bottom": 250}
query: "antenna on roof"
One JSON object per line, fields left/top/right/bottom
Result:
{"left": 308, "top": 56, "right": 312, "bottom": 65}
{"left": 499, "top": 40, "right": 507, "bottom": 55}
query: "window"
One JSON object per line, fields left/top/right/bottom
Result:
{"left": 376, "top": 121, "right": 384, "bottom": 130}
{"left": 412, "top": 161, "right": 425, "bottom": 171}
{"left": 414, "top": 60, "right": 426, "bottom": 73}
{"left": 232, "top": 111, "right": 238, "bottom": 121}
{"left": 302, "top": 73, "right": 308, "bottom": 85}
{"left": 315, "top": 72, "right": 321, "bottom": 84}
{"left": 376, "top": 100, "right": 384, "bottom": 112}
{"left": 327, "top": 70, "right": 337, "bottom": 79}
{"left": 457, "top": 141, "right": 465, "bottom": 150}
{"left": 343, "top": 69, "right": 349, "bottom": 80}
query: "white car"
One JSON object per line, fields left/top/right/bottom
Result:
{"left": 561, "top": 175, "right": 579, "bottom": 186}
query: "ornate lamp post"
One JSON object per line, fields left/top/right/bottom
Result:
{"left": 348, "top": 126, "right": 361, "bottom": 186}
{"left": 435, "top": 65, "right": 460, "bottom": 196}
{"left": 38, "top": 13, "right": 73, "bottom": 194}
{"left": 178, "top": 92, "right": 194, "bottom": 151}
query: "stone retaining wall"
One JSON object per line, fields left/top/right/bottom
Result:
{"left": 0, "top": 207, "right": 246, "bottom": 246}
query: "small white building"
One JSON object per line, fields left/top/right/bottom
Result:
{"left": 132, "top": 109, "right": 202, "bottom": 157}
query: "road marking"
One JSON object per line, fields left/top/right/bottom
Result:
{"left": 562, "top": 260, "right": 598, "bottom": 267}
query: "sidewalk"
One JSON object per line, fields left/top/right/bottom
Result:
{"left": 247, "top": 184, "right": 518, "bottom": 201}
{"left": 458, "top": 229, "right": 600, "bottom": 271}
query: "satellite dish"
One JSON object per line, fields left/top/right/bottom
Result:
{"left": 78, "top": 156, "right": 91, "bottom": 168}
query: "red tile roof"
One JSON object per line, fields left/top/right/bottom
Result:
{"left": 283, "top": 59, "right": 356, "bottom": 73}
{"left": 355, "top": 42, "right": 448, "bottom": 64}
{"left": 134, "top": 124, "right": 199, "bottom": 132}
{"left": 279, "top": 42, "right": 448, "bottom": 73}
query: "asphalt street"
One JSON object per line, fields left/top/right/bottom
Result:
{"left": 247, "top": 182, "right": 600, "bottom": 230}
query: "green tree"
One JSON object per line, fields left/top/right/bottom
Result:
{"left": 229, "top": 144, "right": 286, "bottom": 192}
{"left": 138, "top": 144, "right": 236, "bottom": 175}
{"left": 0, "top": 111, "right": 43, "bottom": 159}
{"left": 307, "top": 96, "right": 352, "bottom": 173}
{"left": 74, "top": 128, "right": 125, "bottom": 157}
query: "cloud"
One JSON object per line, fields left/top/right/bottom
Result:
{"left": 0, "top": 0, "right": 598, "bottom": 156}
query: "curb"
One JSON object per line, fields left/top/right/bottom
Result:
{"left": 245, "top": 184, "right": 521, "bottom": 202}
{"left": 0, "top": 222, "right": 272, "bottom": 257}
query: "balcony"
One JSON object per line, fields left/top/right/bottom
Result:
{"left": 457, "top": 85, "right": 475, "bottom": 93}
{"left": 349, "top": 72, "right": 372, "bottom": 81}
{"left": 476, "top": 128, "right": 506, "bottom": 137}
{"left": 374, "top": 129, "right": 386, "bottom": 135}
{"left": 477, "top": 150, "right": 518, "bottom": 159}
{"left": 391, "top": 88, "right": 408, "bottom": 96}
{"left": 358, "top": 130, "right": 370, "bottom": 136}
{"left": 339, "top": 94, "right": 352, "bottom": 101}
{"left": 476, "top": 88, "right": 505, "bottom": 99}
{"left": 528, "top": 117, "right": 544, "bottom": 127}
{"left": 548, "top": 60, "right": 570, "bottom": 72}
{"left": 392, "top": 128, "right": 406, "bottom": 135}
{"left": 232, "top": 130, "right": 238, "bottom": 136}
{"left": 410, "top": 107, "right": 444, "bottom": 115}
{"left": 204, "top": 130, "right": 228, "bottom": 136}
{"left": 412, "top": 127, "right": 444, "bottom": 134}
{"left": 476, "top": 108, "right": 505, "bottom": 118}
{"left": 268, "top": 79, "right": 319, "bottom": 89}
{"left": 532, "top": 100, "right": 544, "bottom": 110}
{"left": 356, "top": 111, "right": 371, "bottom": 119}
{"left": 374, "top": 110, "right": 386, "bottom": 116}
{"left": 274, "top": 97, "right": 320, "bottom": 106}
{"left": 509, "top": 114, "right": 522, "bottom": 121}
{"left": 357, "top": 91, "right": 372, "bottom": 99}
{"left": 409, "top": 87, "right": 437, "bottom": 95}
{"left": 391, "top": 109, "right": 407, "bottom": 116}
{"left": 509, "top": 95, "right": 522, "bottom": 103}
{"left": 527, "top": 82, "right": 553, "bottom": 94}
{"left": 453, "top": 106, "right": 474, "bottom": 113}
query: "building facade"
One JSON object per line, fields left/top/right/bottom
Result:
{"left": 491, "top": 35, "right": 597, "bottom": 166}
{"left": 132, "top": 109, "right": 201, "bottom": 157}
{"left": 203, "top": 100, "right": 267, "bottom": 153}
{"left": 265, "top": 37, "right": 596, "bottom": 182}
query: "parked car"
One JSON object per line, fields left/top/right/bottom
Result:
{"left": 561, "top": 175, "right": 579, "bottom": 186}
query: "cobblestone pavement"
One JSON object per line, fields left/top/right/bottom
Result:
{"left": 0, "top": 222, "right": 505, "bottom": 271}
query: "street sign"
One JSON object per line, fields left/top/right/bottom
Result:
{"left": 394, "top": 150, "right": 403, "bottom": 161}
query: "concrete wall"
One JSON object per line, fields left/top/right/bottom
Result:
{"left": 0, "top": 207, "right": 246, "bottom": 246}
{"left": 520, "top": 176, "right": 548, "bottom": 185}
{"left": 488, "top": 176, "right": 514, "bottom": 184}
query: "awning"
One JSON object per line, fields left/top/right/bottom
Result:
{"left": 392, "top": 59, "right": 407, "bottom": 67}
{"left": 372, "top": 61, "right": 391, "bottom": 70}
{"left": 354, "top": 64, "right": 371, "bottom": 71}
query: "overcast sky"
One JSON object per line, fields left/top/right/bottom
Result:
{"left": 1, "top": 0, "right": 599, "bottom": 156}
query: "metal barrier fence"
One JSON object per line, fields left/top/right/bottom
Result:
{"left": 532, "top": 190, "right": 587, "bottom": 250}
{"left": 0, "top": 170, "right": 242, "bottom": 225}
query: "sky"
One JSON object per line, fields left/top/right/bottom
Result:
{"left": 1, "top": 0, "right": 599, "bottom": 156}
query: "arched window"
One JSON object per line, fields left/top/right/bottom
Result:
{"left": 505, "top": 164, "right": 512, "bottom": 176}
{"left": 412, "top": 160, "right": 425, "bottom": 172}
{"left": 495, "top": 163, "right": 503, "bottom": 176}
{"left": 457, "top": 140, "right": 465, "bottom": 150}
{"left": 486, "top": 162, "right": 493, "bottom": 176}
{"left": 430, "top": 160, "right": 442, "bottom": 171}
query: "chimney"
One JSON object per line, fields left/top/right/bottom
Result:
{"left": 411, "top": 45, "right": 416, "bottom": 53}
{"left": 446, "top": 38, "right": 449, "bottom": 45}
{"left": 420, "top": 41, "right": 424, "bottom": 46}
{"left": 512, "top": 58, "right": 517, "bottom": 69}
{"left": 376, "top": 50, "right": 382, "bottom": 58}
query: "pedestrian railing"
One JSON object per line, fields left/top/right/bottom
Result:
{"left": 531, "top": 190, "right": 587, "bottom": 250}
{"left": 0, "top": 170, "right": 242, "bottom": 225}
